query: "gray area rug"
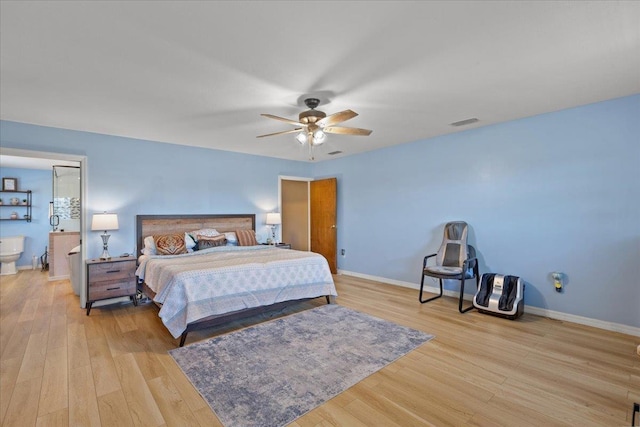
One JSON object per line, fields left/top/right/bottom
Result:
{"left": 169, "top": 304, "right": 434, "bottom": 427}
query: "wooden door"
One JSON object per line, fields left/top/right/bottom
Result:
{"left": 310, "top": 178, "right": 337, "bottom": 273}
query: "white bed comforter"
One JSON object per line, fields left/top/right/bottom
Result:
{"left": 136, "top": 245, "right": 337, "bottom": 338}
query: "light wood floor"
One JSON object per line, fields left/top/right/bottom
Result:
{"left": 1, "top": 270, "right": 638, "bottom": 426}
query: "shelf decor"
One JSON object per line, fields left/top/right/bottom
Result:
{"left": 2, "top": 177, "right": 17, "bottom": 191}
{"left": 0, "top": 189, "right": 32, "bottom": 222}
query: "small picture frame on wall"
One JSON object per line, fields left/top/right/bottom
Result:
{"left": 2, "top": 177, "right": 18, "bottom": 191}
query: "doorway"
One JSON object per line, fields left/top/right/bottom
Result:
{"left": 281, "top": 179, "right": 310, "bottom": 251}
{"left": 280, "top": 176, "right": 337, "bottom": 273}
{"left": 0, "top": 147, "right": 88, "bottom": 307}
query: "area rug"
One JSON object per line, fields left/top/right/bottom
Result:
{"left": 169, "top": 304, "right": 433, "bottom": 427}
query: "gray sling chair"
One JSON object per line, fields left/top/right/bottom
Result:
{"left": 419, "top": 221, "right": 480, "bottom": 313}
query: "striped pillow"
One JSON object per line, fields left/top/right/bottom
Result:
{"left": 235, "top": 229, "right": 258, "bottom": 246}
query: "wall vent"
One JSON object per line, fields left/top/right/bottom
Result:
{"left": 328, "top": 151, "right": 343, "bottom": 155}
{"left": 450, "top": 117, "right": 479, "bottom": 127}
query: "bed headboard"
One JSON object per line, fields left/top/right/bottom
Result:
{"left": 136, "top": 214, "right": 256, "bottom": 257}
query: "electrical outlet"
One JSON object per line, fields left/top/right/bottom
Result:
{"left": 340, "top": 249, "right": 346, "bottom": 257}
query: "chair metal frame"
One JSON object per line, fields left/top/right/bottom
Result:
{"left": 419, "top": 244, "right": 480, "bottom": 313}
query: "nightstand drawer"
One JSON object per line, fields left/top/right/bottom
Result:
{"left": 86, "top": 256, "right": 138, "bottom": 315}
{"left": 90, "top": 279, "right": 136, "bottom": 301}
{"left": 88, "top": 260, "right": 136, "bottom": 281}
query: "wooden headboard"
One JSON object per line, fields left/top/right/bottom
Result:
{"left": 136, "top": 214, "right": 256, "bottom": 257}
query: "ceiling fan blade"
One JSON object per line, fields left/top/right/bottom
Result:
{"left": 316, "top": 110, "right": 358, "bottom": 128}
{"left": 323, "top": 126, "right": 372, "bottom": 136}
{"left": 256, "top": 128, "right": 304, "bottom": 138}
{"left": 261, "top": 113, "right": 303, "bottom": 126}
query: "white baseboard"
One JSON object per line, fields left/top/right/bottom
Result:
{"left": 338, "top": 270, "right": 640, "bottom": 337}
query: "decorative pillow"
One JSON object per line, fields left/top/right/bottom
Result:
{"left": 235, "top": 229, "right": 258, "bottom": 246}
{"left": 142, "top": 236, "right": 157, "bottom": 255}
{"left": 184, "top": 232, "right": 197, "bottom": 251}
{"left": 197, "top": 234, "right": 227, "bottom": 250}
{"left": 224, "top": 232, "right": 238, "bottom": 245}
{"left": 188, "top": 228, "right": 220, "bottom": 241}
{"left": 154, "top": 234, "right": 187, "bottom": 255}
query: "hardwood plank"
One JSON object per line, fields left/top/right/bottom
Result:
{"left": 312, "top": 399, "right": 370, "bottom": 427}
{"left": 36, "top": 408, "right": 68, "bottom": 427}
{"left": 38, "top": 346, "right": 68, "bottom": 417}
{"left": 150, "top": 346, "right": 210, "bottom": 413}
{"left": 0, "top": 357, "right": 22, "bottom": 423}
{"left": 342, "top": 398, "right": 406, "bottom": 427}
{"left": 17, "top": 298, "right": 39, "bottom": 323}
{"left": 192, "top": 406, "right": 223, "bottom": 427}
{"left": 147, "top": 375, "right": 201, "bottom": 426}
{"left": 495, "top": 377, "right": 623, "bottom": 426}
{"left": 2, "top": 377, "right": 41, "bottom": 427}
{"left": 113, "top": 353, "right": 165, "bottom": 426}
{"left": 47, "top": 314, "right": 68, "bottom": 351}
{"left": 1, "top": 321, "right": 32, "bottom": 361}
{"left": 87, "top": 336, "right": 122, "bottom": 398}
{"left": 16, "top": 332, "right": 48, "bottom": 383}
{"left": 67, "top": 323, "right": 90, "bottom": 369}
{"left": 97, "top": 389, "right": 135, "bottom": 427}
{"left": 68, "top": 365, "right": 100, "bottom": 427}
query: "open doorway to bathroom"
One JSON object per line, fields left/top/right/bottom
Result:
{"left": 0, "top": 147, "right": 87, "bottom": 307}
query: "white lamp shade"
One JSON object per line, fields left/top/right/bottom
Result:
{"left": 91, "top": 213, "right": 119, "bottom": 231}
{"left": 265, "top": 213, "right": 281, "bottom": 226}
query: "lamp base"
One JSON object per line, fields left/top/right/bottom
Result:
{"left": 100, "top": 233, "right": 111, "bottom": 260}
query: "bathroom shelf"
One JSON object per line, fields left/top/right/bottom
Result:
{"left": 0, "top": 190, "right": 32, "bottom": 222}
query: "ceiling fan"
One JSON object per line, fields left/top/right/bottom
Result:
{"left": 257, "top": 98, "right": 372, "bottom": 160}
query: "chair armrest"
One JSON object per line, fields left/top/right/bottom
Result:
{"left": 423, "top": 253, "right": 437, "bottom": 268}
{"left": 463, "top": 256, "right": 477, "bottom": 270}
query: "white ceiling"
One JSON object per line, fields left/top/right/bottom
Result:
{"left": 1, "top": 1, "right": 639, "bottom": 163}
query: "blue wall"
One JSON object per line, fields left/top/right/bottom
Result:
{"left": 0, "top": 168, "right": 51, "bottom": 267}
{"left": 0, "top": 124, "right": 310, "bottom": 260}
{"left": 1, "top": 94, "right": 638, "bottom": 328}
{"left": 313, "top": 94, "right": 640, "bottom": 328}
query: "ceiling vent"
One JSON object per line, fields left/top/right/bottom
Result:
{"left": 328, "top": 151, "right": 343, "bottom": 155}
{"left": 450, "top": 118, "right": 479, "bottom": 127}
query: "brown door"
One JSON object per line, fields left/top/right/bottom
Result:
{"left": 310, "top": 178, "right": 337, "bottom": 273}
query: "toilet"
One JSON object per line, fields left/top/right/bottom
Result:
{"left": 0, "top": 235, "right": 25, "bottom": 275}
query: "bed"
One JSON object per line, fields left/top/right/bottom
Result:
{"left": 135, "top": 214, "right": 337, "bottom": 346}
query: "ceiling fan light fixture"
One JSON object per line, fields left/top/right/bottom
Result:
{"left": 312, "top": 129, "right": 326, "bottom": 145}
{"left": 296, "top": 132, "right": 308, "bottom": 144}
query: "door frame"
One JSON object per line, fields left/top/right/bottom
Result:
{"left": 0, "top": 147, "right": 89, "bottom": 308}
{"left": 278, "top": 175, "right": 313, "bottom": 250}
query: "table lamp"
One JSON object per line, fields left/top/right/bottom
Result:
{"left": 91, "top": 212, "right": 119, "bottom": 259}
{"left": 265, "top": 213, "right": 281, "bottom": 244}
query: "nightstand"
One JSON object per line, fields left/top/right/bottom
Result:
{"left": 262, "top": 243, "right": 291, "bottom": 249}
{"left": 86, "top": 256, "right": 138, "bottom": 315}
